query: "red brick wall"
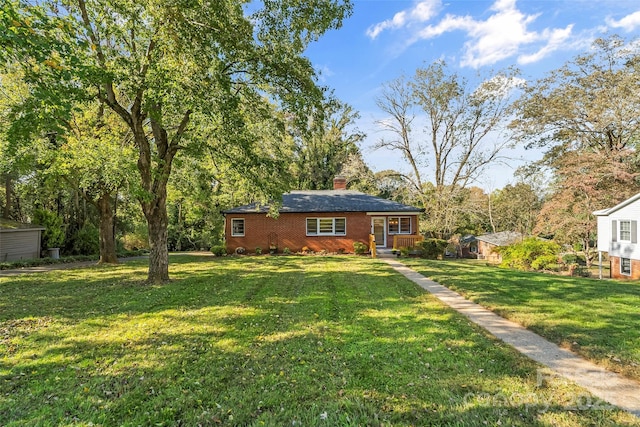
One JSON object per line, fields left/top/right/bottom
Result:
{"left": 225, "top": 212, "right": 373, "bottom": 254}
{"left": 224, "top": 212, "right": 419, "bottom": 254}
{"left": 609, "top": 256, "right": 640, "bottom": 280}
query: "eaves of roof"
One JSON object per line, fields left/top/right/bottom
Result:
{"left": 223, "top": 190, "right": 423, "bottom": 215}
{"left": 593, "top": 192, "right": 640, "bottom": 217}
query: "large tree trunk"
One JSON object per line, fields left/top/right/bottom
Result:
{"left": 144, "top": 192, "right": 170, "bottom": 283}
{"left": 97, "top": 193, "right": 118, "bottom": 264}
{"left": 3, "top": 174, "right": 13, "bottom": 219}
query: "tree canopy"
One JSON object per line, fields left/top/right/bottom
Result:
{"left": 2, "top": 0, "right": 353, "bottom": 282}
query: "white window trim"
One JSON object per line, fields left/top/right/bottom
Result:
{"left": 231, "top": 218, "right": 245, "bottom": 237}
{"left": 621, "top": 257, "right": 632, "bottom": 276}
{"left": 306, "top": 217, "right": 347, "bottom": 236}
{"left": 619, "top": 220, "right": 632, "bottom": 242}
{"left": 388, "top": 216, "right": 412, "bottom": 235}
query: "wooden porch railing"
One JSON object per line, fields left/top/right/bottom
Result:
{"left": 392, "top": 234, "right": 424, "bottom": 251}
{"left": 369, "top": 234, "right": 377, "bottom": 259}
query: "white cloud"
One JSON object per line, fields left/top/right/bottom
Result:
{"left": 366, "top": 0, "right": 441, "bottom": 39}
{"left": 518, "top": 25, "right": 573, "bottom": 65}
{"left": 606, "top": 11, "right": 640, "bottom": 32}
{"left": 370, "top": 0, "right": 575, "bottom": 68}
{"left": 315, "top": 64, "right": 335, "bottom": 83}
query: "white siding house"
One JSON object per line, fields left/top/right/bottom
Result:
{"left": 594, "top": 193, "right": 640, "bottom": 279}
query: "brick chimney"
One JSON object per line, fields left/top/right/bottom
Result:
{"left": 333, "top": 176, "right": 347, "bottom": 190}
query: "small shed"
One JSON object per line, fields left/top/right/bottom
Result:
{"left": 0, "top": 219, "right": 45, "bottom": 262}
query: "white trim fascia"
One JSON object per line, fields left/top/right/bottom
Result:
{"left": 366, "top": 212, "right": 420, "bottom": 216}
{"left": 593, "top": 192, "right": 640, "bottom": 216}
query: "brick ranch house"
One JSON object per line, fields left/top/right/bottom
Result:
{"left": 594, "top": 192, "right": 640, "bottom": 279}
{"left": 223, "top": 177, "right": 423, "bottom": 254}
{"left": 475, "top": 231, "right": 523, "bottom": 263}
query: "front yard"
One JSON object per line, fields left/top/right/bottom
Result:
{"left": 402, "top": 258, "right": 640, "bottom": 382}
{"left": 1, "top": 254, "right": 637, "bottom": 426}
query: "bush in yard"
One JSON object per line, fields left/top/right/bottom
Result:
{"left": 562, "top": 253, "right": 586, "bottom": 266}
{"left": 353, "top": 241, "right": 368, "bottom": 255}
{"left": 530, "top": 254, "right": 559, "bottom": 271}
{"left": 255, "top": 247, "right": 262, "bottom": 255}
{"left": 33, "top": 208, "right": 65, "bottom": 250}
{"left": 417, "top": 239, "right": 448, "bottom": 259}
{"left": 497, "top": 237, "right": 560, "bottom": 271}
{"left": 69, "top": 223, "right": 100, "bottom": 255}
{"left": 210, "top": 245, "right": 226, "bottom": 256}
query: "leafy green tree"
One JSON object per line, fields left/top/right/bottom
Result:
{"left": 489, "top": 182, "right": 542, "bottom": 236}
{"left": 292, "top": 99, "right": 364, "bottom": 190}
{"left": 3, "top": 0, "right": 353, "bottom": 282}
{"left": 54, "top": 102, "right": 137, "bottom": 263}
{"left": 0, "top": 66, "right": 33, "bottom": 220}
{"left": 33, "top": 208, "right": 64, "bottom": 250}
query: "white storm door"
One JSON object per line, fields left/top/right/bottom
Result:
{"left": 371, "top": 217, "right": 386, "bottom": 247}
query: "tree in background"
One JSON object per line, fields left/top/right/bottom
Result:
{"left": 292, "top": 99, "right": 365, "bottom": 190}
{"left": 375, "top": 61, "right": 521, "bottom": 237}
{"left": 0, "top": 67, "right": 33, "bottom": 221}
{"left": 53, "top": 103, "right": 137, "bottom": 263}
{"left": 489, "top": 182, "right": 542, "bottom": 236}
{"left": 511, "top": 35, "right": 640, "bottom": 261}
{"left": 3, "top": 0, "right": 353, "bottom": 282}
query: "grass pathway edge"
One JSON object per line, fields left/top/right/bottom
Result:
{"left": 382, "top": 258, "right": 640, "bottom": 419}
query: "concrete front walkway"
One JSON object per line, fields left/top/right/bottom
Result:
{"left": 382, "top": 258, "right": 640, "bottom": 419}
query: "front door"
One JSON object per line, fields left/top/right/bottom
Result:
{"left": 372, "top": 217, "right": 386, "bottom": 248}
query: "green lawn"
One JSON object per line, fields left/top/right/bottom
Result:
{"left": 401, "top": 258, "right": 640, "bottom": 383}
{"left": 1, "top": 254, "right": 638, "bottom": 426}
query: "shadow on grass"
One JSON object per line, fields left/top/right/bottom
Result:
{"left": 403, "top": 259, "right": 640, "bottom": 382}
{"left": 1, "top": 255, "right": 637, "bottom": 426}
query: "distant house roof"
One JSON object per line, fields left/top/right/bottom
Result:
{"left": 475, "top": 231, "right": 523, "bottom": 247}
{"left": 460, "top": 234, "right": 477, "bottom": 244}
{"left": 593, "top": 192, "right": 640, "bottom": 217}
{"left": 223, "top": 190, "right": 423, "bottom": 214}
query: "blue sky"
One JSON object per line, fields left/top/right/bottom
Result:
{"left": 304, "top": 0, "right": 640, "bottom": 190}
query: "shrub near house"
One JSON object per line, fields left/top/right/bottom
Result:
{"left": 496, "top": 238, "right": 560, "bottom": 271}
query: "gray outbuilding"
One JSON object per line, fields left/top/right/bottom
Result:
{"left": 0, "top": 219, "right": 45, "bottom": 261}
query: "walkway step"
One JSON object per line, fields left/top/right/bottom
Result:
{"left": 383, "top": 258, "right": 640, "bottom": 418}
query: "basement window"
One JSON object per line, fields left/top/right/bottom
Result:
{"left": 621, "top": 258, "right": 631, "bottom": 276}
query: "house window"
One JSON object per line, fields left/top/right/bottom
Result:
{"left": 621, "top": 258, "right": 632, "bottom": 276}
{"left": 388, "top": 217, "right": 411, "bottom": 234}
{"left": 231, "top": 218, "right": 245, "bottom": 237}
{"left": 620, "top": 220, "right": 631, "bottom": 241}
{"left": 306, "top": 218, "right": 347, "bottom": 236}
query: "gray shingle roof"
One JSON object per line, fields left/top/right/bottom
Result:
{"left": 475, "top": 231, "right": 523, "bottom": 246}
{"left": 223, "top": 190, "right": 423, "bottom": 214}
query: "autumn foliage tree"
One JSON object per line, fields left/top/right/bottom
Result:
{"left": 511, "top": 36, "right": 640, "bottom": 261}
